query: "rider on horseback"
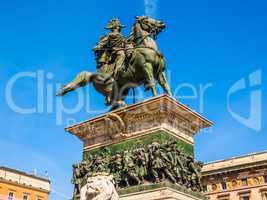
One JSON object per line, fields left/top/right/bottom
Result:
{"left": 93, "top": 18, "right": 127, "bottom": 81}
{"left": 57, "top": 16, "right": 171, "bottom": 109}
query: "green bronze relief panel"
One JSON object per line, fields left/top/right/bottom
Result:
{"left": 83, "top": 131, "right": 194, "bottom": 160}
{"left": 70, "top": 131, "right": 202, "bottom": 199}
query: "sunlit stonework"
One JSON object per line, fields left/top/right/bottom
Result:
{"left": 202, "top": 151, "right": 267, "bottom": 200}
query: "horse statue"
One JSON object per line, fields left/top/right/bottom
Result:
{"left": 57, "top": 16, "right": 171, "bottom": 109}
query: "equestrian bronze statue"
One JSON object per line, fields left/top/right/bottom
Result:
{"left": 57, "top": 16, "right": 171, "bottom": 109}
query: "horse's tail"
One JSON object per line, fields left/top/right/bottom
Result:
{"left": 56, "top": 71, "right": 93, "bottom": 96}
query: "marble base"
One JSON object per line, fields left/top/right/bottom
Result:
{"left": 120, "top": 187, "right": 205, "bottom": 200}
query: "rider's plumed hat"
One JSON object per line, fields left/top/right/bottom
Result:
{"left": 105, "top": 18, "right": 126, "bottom": 29}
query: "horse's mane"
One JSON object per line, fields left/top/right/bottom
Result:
{"left": 127, "top": 22, "right": 137, "bottom": 44}
{"left": 127, "top": 21, "right": 144, "bottom": 46}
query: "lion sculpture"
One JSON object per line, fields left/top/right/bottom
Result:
{"left": 80, "top": 175, "right": 119, "bottom": 200}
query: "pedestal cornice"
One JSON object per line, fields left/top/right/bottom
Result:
{"left": 65, "top": 95, "right": 213, "bottom": 150}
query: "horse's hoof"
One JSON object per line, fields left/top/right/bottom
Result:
{"left": 105, "top": 96, "right": 112, "bottom": 106}
{"left": 110, "top": 101, "right": 127, "bottom": 110}
{"left": 56, "top": 87, "right": 67, "bottom": 96}
{"left": 110, "top": 104, "right": 119, "bottom": 111}
{"left": 120, "top": 102, "right": 127, "bottom": 107}
{"left": 56, "top": 85, "right": 68, "bottom": 96}
{"left": 56, "top": 90, "right": 63, "bottom": 96}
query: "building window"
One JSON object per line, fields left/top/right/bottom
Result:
{"left": 221, "top": 181, "right": 227, "bottom": 190}
{"left": 217, "top": 194, "right": 230, "bottom": 200}
{"left": 23, "top": 194, "right": 29, "bottom": 200}
{"left": 238, "top": 191, "right": 250, "bottom": 200}
{"left": 241, "top": 178, "right": 248, "bottom": 186}
{"left": 8, "top": 192, "right": 14, "bottom": 200}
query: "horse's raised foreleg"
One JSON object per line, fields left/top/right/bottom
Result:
{"left": 157, "top": 71, "right": 171, "bottom": 95}
{"left": 143, "top": 63, "right": 157, "bottom": 96}
{"left": 57, "top": 71, "right": 93, "bottom": 96}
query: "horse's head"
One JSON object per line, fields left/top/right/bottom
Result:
{"left": 135, "top": 16, "right": 166, "bottom": 37}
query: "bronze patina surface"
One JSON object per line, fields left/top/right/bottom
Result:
{"left": 57, "top": 16, "right": 171, "bottom": 109}
{"left": 71, "top": 139, "right": 204, "bottom": 198}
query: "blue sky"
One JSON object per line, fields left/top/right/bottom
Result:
{"left": 0, "top": 0, "right": 266, "bottom": 199}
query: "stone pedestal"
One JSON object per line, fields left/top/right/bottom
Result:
{"left": 120, "top": 183, "right": 205, "bottom": 200}
{"left": 66, "top": 94, "right": 212, "bottom": 200}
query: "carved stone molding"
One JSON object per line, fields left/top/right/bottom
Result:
{"left": 66, "top": 95, "right": 212, "bottom": 150}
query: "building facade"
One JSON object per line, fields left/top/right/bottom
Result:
{"left": 202, "top": 151, "right": 267, "bottom": 200}
{"left": 0, "top": 167, "right": 50, "bottom": 200}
